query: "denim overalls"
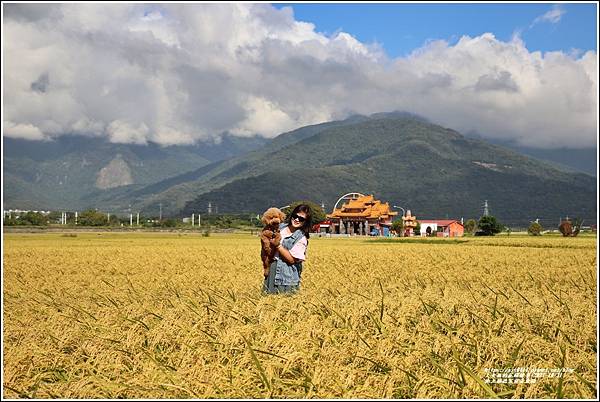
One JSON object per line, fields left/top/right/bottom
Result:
{"left": 262, "top": 223, "right": 306, "bottom": 294}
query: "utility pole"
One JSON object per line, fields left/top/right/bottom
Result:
{"left": 192, "top": 213, "right": 195, "bottom": 226}
{"left": 75, "top": 211, "right": 78, "bottom": 225}
{"left": 483, "top": 200, "right": 489, "bottom": 217}
{"left": 159, "top": 203, "right": 162, "bottom": 221}
{"left": 130, "top": 213, "right": 133, "bottom": 226}
{"left": 136, "top": 212, "right": 140, "bottom": 225}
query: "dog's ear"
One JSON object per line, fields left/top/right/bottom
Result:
{"left": 261, "top": 214, "right": 268, "bottom": 225}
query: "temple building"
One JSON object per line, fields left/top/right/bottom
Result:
{"left": 326, "top": 194, "right": 398, "bottom": 236}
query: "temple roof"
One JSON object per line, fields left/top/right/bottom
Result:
{"left": 327, "top": 194, "right": 398, "bottom": 220}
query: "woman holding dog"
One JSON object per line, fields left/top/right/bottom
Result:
{"left": 263, "top": 204, "right": 312, "bottom": 294}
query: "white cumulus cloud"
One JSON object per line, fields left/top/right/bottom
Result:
{"left": 2, "top": 3, "right": 597, "bottom": 149}
{"left": 4, "top": 121, "right": 47, "bottom": 140}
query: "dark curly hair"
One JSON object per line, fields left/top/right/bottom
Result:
{"left": 285, "top": 204, "right": 312, "bottom": 239}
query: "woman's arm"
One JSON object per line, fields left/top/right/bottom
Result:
{"left": 269, "top": 238, "right": 300, "bottom": 265}
{"left": 275, "top": 244, "right": 299, "bottom": 265}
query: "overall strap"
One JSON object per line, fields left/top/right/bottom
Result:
{"left": 281, "top": 225, "right": 305, "bottom": 249}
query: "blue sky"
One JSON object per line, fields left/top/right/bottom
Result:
{"left": 274, "top": 3, "right": 597, "bottom": 57}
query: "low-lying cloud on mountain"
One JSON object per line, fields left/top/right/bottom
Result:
{"left": 3, "top": 3, "right": 597, "bottom": 148}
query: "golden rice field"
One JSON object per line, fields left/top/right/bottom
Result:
{"left": 2, "top": 232, "right": 597, "bottom": 399}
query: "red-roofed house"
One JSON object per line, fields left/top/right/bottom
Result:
{"left": 312, "top": 220, "right": 332, "bottom": 234}
{"left": 419, "top": 220, "right": 464, "bottom": 237}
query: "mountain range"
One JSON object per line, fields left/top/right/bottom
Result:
{"left": 464, "top": 131, "right": 597, "bottom": 177}
{"left": 3, "top": 133, "right": 267, "bottom": 211}
{"left": 3, "top": 113, "right": 597, "bottom": 226}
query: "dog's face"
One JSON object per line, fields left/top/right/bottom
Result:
{"left": 261, "top": 207, "right": 286, "bottom": 226}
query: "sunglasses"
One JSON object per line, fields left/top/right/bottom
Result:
{"left": 291, "top": 213, "right": 306, "bottom": 223}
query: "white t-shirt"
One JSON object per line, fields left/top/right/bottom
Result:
{"left": 276, "top": 226, "right": 308, "bottom": 262}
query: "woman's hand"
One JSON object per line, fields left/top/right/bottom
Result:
{"left": 274, "top": 243, "right": 298, "bottom": 265}
{"left": 269, "top": 237, "right": 280, "bottom": 248}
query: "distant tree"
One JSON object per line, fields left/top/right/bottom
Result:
{"left": 558, "top": 220, "right": 573, "bottom": 237}
{"left": 47, "top": 211, "right": 62, "bottom": 224}
{"left": 250, "top": 213, "right": 263, "bottom": 228}
{"left": 118, "top": 215, "right": 131, "bottom": 226}
{"left": 78, "top": 209, "right": 108, "bottom": 226}
{"left": 108, "top": 214, "right": 120, "bottom": 226}
{"left": 391, "top": 219, "right": 404, "bottom": 236}
{"left": 65, "top": 212, "right": 76, "bottom": 225}
{"left": 464, "top": 219, "right": 477, "bottom": 234}
{"left": 20, "top": 212, "right": 48, "bottom": 226}
{"left": 414, "top": 221, "right": 421, "bottom": 236}
{"left": 282, "top": 200, "right": 326, "bottom": 224}
{"left": 478, "top": 215, "right": 502, "bottom": 236}
{"left": 161, "top": 218, "right": 177, "bottom": 228}
{"left": 3, "top": 214, "right": 19, "bottom": 226}
{"left": 527, "top": 222, "right": 543, "bottom": 236}
{"left": 3, "top": 212, "right": 47, "bottom": 226}
{"left": 572, "top": 218, "right": 583, "bottom": 237}
{"left": 215, "top": 215, "right": 240, "bottom": 228}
